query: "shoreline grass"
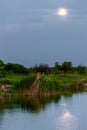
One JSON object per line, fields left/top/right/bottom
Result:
{"left": 0, "top": 74, "right": 87, "bottom": 96}
{"left": 39, "top": 74, "right": 87, "bottom": 93}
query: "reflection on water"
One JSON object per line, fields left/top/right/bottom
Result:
{"left": 56, "top": 110, "right": 78, "bottom": 130}
{"left": 0, "top": 93, "right": 87, "bottom": 130}
{"left": 60, "top": 103, "right": 67, "bottom": 107}
{"left": 0, "top": 95, "right": 61, "bottom": 113}
{"left": 56, "top": 96, "right": 78, "bottom": 130}
{"left": 0, "top": 95, "right": 61, "bottom": 130}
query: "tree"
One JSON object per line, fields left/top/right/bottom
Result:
{"left": 0, "top": 59, "right": 6, "bottom": 77}
{"left": 0, "top": 60, "right": 4, "bottom": 66}
{"left": 77, "top": 65, "right": 87, "bottom": 74}
{"left": 53, "top": 62, "right": 61, "bottom": 74}
{"left": 30, "top": 64, "right": 51, "bottom": 74}
{"left": 39, "top": 64, "right": 50, "bottom": 74}
{"left": 61, "top": 61, "right": 72, "bottom": 73}
{"left": 4, "top": 63, "right": 28, "bottom": 74}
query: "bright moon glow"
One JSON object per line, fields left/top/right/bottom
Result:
{"left": 57, "top": 8, "right": 68, "bottom": 16}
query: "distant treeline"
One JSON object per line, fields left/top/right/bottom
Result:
{"left": 0, "top": 59, "right": 87, "bottom": 77}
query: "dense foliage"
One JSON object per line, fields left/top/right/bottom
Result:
{"left": 4, "top": 63, "right": 28, "bottom": 74}
{"left": 53, "top": 61, "right": 87, "bottom": 74}
{"left": 28, "top": 64, "right": 51, "bottom": 74}
{"left": 0, "top": 59, "right": 87, "bottom": 78}
{"left": 0, "top": 60, "right": 29, "bottom": 78}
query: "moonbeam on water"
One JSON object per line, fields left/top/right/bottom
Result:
{"left": 56, "top": 110, "right": 78, "bottom": 130}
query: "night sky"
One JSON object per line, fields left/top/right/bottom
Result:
{"left": 0, "top": 0, "right": 87, "bottom": 67}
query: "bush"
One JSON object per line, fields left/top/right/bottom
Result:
{"left": 4, "top": 63, "right": 28, "bottom": 74}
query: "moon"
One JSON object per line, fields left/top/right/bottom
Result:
{"left": 57, "top": 8, "right": 68, "bottom": 16}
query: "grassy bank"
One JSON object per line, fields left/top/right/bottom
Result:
{"left": 0, "top": 74, "right": 36, "bottom": 94}
{"left": 0, "top": 74, "right": 87, "bottom": 96}
{"left": 39, "top": 74, "right": 87, "bottom": 94}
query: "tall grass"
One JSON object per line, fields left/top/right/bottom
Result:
{"left": 0, "top": 73, "right": 87, "bottom": 95}
{"left": 0, "top": 74, "right": 25, "bottom": 85}
{"left": 13, "top": 75, "right": 36, "bottom": 90}
{"left": 39, "top": 74, "right": 86, "bottom": 93}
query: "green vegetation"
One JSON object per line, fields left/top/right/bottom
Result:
{"left": 28, "top": 64, "right": 51, "bottom": 74}
{"left": 4, "top": 63, "right": 28, "bottom": 74}
{"left": 0, "top": 59, "right": 87, "bottom": 96}
{"left": 13, "top": 75, "right": 36, "bottom": 90}
{"left": 0, "top": 74, "right": 36, "bottom": 93}
{"left": 0, "top": 74, "right": 23, "bottom": 84}
{"left": 39, "top": 74, "right": 87, "bottom": 94}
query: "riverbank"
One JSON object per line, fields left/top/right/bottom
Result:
{"left": 0, "top": 74, "right": 87, "bottom": 97}
{"left": 39, "top": 74, "right": 87, "bottom": 92}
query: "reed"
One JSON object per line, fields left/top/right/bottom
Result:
{"left": 39, "top": 74, "right": 86, "bottom": 93}
{"left": 13, "top": 75, "right": 36, "bottom": 90}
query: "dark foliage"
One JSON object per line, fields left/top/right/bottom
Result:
{"left": 29, "top": 64, "right": 51, "bottom": 74}
{"left": 77, "top": 65, "right": 87, "bottom": 74}
{"left": 4, "top": 63, "right": 28, "bottom": 74}
{"left": 61, "top": 61, "right": 72, "bottom": 73}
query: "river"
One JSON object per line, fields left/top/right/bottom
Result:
{"left": 0, "top": 93, "right": 87, "bottom": 130}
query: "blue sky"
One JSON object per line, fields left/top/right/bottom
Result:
{"left": 0, "top": 0, "right": 87, "bottom": 67}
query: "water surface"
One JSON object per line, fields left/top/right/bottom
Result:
{"left": 0, "top": 93, "right": 87, "bottom": 130}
